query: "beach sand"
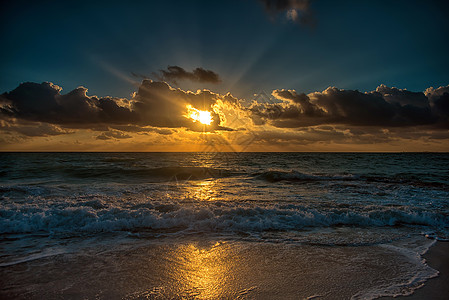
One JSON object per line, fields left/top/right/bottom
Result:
{"left": 383, "top": 241, "right": 449, "bottom": 300}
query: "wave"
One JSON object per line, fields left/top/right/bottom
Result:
{"left": 253, "top": 170, "right": 448, "bottom": 188}
{"left": 1, "top": 201, "right": 448, "bottom": 236}
{"left": 254, "top": 170, "right": 357, "bottom": 182}
{"left": 62, "top": 166, "right": 239, "bottom": 181}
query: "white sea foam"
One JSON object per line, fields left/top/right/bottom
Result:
{"left": 351, "top": 239, "right": 438, "bottom": 299}
{"left": 0, "top": 248, "right": 67, "bottom": 267}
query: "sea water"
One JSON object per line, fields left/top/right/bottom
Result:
{"left": 1, "top": 152, "right": 448, "bottom": 299}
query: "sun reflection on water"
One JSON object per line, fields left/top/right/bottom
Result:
{"left": 184, "top": 179, "right": 218, "bottom": 202}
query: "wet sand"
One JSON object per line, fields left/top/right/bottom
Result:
{"left": 382, "top": 241, "right": 449, "bottom": 300}
{"left": 0, "top": 239, "right": 439, "bottom": 299}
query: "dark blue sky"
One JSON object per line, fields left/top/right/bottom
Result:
{"left": 1, "top": 0, "right": 448, "bottom": 100}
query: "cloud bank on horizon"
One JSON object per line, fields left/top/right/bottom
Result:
{"left": 1, "top": 76, "right": 448, "bottom": 151}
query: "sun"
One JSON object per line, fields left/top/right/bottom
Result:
{"left": 185, "top": 105, "right": 213, "bottom": 125}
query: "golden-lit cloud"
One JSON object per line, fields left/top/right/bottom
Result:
{"left": 1, "top": 80, "right": 448, "bottom": 152}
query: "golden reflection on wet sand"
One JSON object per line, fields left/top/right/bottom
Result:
{"left": 167, "top": 242, "right": 242, "bottom": 299}
{"left": 1, "top": 239, "right": 420, "bottom": 299}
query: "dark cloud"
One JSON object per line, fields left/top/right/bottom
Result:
{"left": 0, "top": 82, "right": 136, "bottom": 125}
{"left": 426, "top": 85, "right": 449, "bottom": 127}
{"left": 0, "top": 80, "right": 237, "bottom": 135}
{"left": 376, "top": 84, "right": 429, "bottom": 108}
{"left": 273, "top": 89, "right": 326, "bottom": 118}
{"left": 312, "top": 87, "right": 434, "bottom": 126}
{"left": 250, "top": 85, "right": 449, "bottom": 128}
{"left": 96, "top": 131, "right": 132, "bottom": 140}
{"left": 259, "top": 0, "right": 314, "bottom": 25}
{"left": 153, "top": 66, "right": 221, "bottom": 85}
{"left": 132, "top": 80, "right": 230, "bottom": 131}
{"left": 0, "top": 118, "right": 73, "bottom": 137}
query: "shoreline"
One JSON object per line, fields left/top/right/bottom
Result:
{"left": 2, "top": 239, "right": 433, "bottom": 299}
{"left": 382, "top": 241, "right": 449, "bottom": 300}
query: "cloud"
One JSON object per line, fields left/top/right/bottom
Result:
{"left": 96, "top": 131, "right": 132, "bottom": 140}
{"left": 376, "top": 84, "right": 429, "bottom": 108}
{"left": 0, "top": 82, "right": 136, "bottom": 125}
{"left": 153, "top": 66, "right": 221, "bottom": 85}
{"left": 0, "top": 118, "right": 74, "bottom": 137}
{"left": 259, "top": 0, "right": 314, "bottom": 25}
{"left": 250, "top": 85, "right": 448, "bottom": 128}
{"left": 109, "top": 125, "right": 175, "bottom": 135}
{"left": 0, "top": 80, "right": 239, "bottom": 135}
{"left": 132, "top": 80, "right": 235, "bottom": 131}
{"left": 1, "top": 80, "right": 448, "bottom": 151}
{"left": 425, "top": 85, "right": 449, "bottom": 127}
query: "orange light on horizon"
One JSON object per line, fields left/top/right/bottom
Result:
{"left": 185, "top": 105, "right": 213, "bottom": 125}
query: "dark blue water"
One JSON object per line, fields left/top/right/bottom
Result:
{"left": 1, "top": 152, "right": 448, "bottom": 238}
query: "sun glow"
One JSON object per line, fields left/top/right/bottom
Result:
{"left": 186, "top": 105, "right": 213, "bottom": 125}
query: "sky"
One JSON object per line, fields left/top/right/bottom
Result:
{"left": 1, "top": 0, "right": 448, "bottom": 151}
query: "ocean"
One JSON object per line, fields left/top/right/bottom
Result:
{"left": 1, "top": 152, "right": 448, "bottom": 299}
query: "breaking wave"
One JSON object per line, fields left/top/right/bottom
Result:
{"left": 1, "top": 200, "right": 448, "bottom": 236}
